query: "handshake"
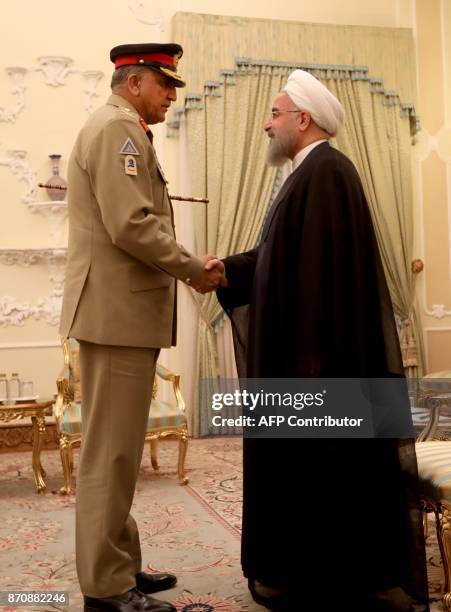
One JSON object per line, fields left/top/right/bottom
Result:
{"left": 192, "top": 255, "right": 228, "bottom": 294}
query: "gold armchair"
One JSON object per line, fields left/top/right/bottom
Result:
{"left": 54, "top": 338, "right": 189, "bottom": 495}
{"left": 415, "top": 371, "right": 451, "bottom": 609}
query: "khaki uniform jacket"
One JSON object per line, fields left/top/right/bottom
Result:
{"left": 59, "top": 94, "right": 204, "bottom": 347}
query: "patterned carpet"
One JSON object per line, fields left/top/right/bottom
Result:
{"left": 0, "top": 437, "right": 445, "bottom": 611}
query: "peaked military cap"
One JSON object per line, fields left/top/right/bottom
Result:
{"left": 110, "top": 43, "right": 185, "bottom": 87}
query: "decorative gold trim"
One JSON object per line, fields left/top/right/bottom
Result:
{"left": 438, "top": 503, "right": 451, "bottom": 610}
{"left": 160, "top": 67, "right": 185, "bottom": 84}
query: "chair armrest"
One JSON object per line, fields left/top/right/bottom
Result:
{"left": 54, "top": 364, "right": 73, "bottom": 420}
{"left": 155, "top": 363, "right": 185, "bottom": 413}
{"left": 156, "top": 363, "right": 176, "bottom": 381}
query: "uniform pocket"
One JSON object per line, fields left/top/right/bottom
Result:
{"left": 128, "top": 263, "right": 172, "bottom": 292}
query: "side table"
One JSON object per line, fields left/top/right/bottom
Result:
{"left": 0, "top": 399, "right": 53, "bottom": 493}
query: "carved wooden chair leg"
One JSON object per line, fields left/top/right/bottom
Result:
{"left": 422, "top": 503, "right": 430, "bottom": 539}
{"left": 68, "top": 445, "right": 74, "bottom": 474}
{"left": 423, "top": 512, "right": 429, "bottom": 539}
{"left": 59, "top": 435, "right": 74, "bottom": 495}
{"left": 178, "top": 432, "right": 189, "bottom": 485}
{"left": 437, "top": 502, "right": 451, "bottom": 610}
{"left": 150, "top": 438, "right": 159, "bottom": 471}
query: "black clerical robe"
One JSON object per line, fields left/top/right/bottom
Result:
{"left": 217, "top": 142, "right": 429, "bottom": 609}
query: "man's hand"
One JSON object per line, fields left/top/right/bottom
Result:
{"left": 192, "top": 255, "right": 228, "bottom": 293}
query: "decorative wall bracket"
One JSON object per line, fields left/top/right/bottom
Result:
{"left": 82, "top": 70, "right": 104, "bottom": 113}
{"left": 128, "top": 0, "right": 164, "bottom": 30}
{"left": 0, "top": 67, "right": 27, "bottom": 122}
{"left": 30, "top": 56, "right": 74, "bottom": 86}
{"left": 1, "top": 58, "right": 104, "bottom": 122}
{"left": 426, "top": 304, "right": 451, "bottom": 320}
{"left": 27, "top": 201, "right": 68, "bottom": 247}
{"left": 0, "top": 149, "right": 37, "bottom": 203}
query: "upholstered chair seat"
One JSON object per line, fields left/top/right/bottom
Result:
{"left": 54, "top": 338, "right": 189, "bottom": 495}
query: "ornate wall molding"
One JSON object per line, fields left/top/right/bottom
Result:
{"left": 0, "top": 297, "right": 34, "bottom": 327}
{"left": 0, "top": 149, "right": 37, "bottom": 203}
{"left": 416, "top": 158, "right": 451, "bottom": 319}
{"left": 27, "top": 201, "right": 68, "bottom": 247}
{"left": 128, "top": 0, "right": 164, "bottom": 30}
{"left": 0, "top": 248, "right": 65, "bottom": 266}
{"left": 0, "top": 294, "right": 62, "bottom": 327}
{"left": 1, "top": 58, "right": 104, "bottom": 122}
{"left": 0, "top": 249, "right": 67, "bottom": 326}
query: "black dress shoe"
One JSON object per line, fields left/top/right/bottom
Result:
{"left": 84, "top": 587, "right": 176, "bottom": 611}
{"left": 248, "top": 578, "right": 291, "bottom": 611}
{"left": 135, "top": 571, "right": 177, "bottom": 594}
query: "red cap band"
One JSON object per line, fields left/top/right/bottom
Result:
{"left": 114, "top": 53, "right": 174, "bottom": 69}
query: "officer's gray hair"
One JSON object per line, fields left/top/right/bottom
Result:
{"left": 110, "top": 66, "right": 150, "bottom": 90}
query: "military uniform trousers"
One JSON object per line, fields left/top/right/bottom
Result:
{"left": 76, "top": 340, "right": 159, "bottom": 598}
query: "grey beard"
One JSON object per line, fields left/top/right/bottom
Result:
{"left": 266, "top": 136, "right": 294, "bottom": 167}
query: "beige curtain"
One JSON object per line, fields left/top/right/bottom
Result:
{"left": 330, "top": 77, "right": 425, "bottom": 376}
{"left": 181, "top": 61, "right": 423, "bottom": 435}
{"left": 185, "top": 71, "right": 286, "bottom": 435}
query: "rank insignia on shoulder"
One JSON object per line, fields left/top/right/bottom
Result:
{"left": 120, "top": 138, "right": 140, "bottom": 155}
{"left": 125, "top": 155, "right": 138, "bottom": 176}
{"left": 156, "top": 162, "right": 169, "bottom": 184}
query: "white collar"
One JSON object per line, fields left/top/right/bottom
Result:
{"left": 292, "top": 139, "right": 328, "bottom": 172}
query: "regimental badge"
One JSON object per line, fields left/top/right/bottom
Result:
{"left": 173, "top": 51, "right": 182, "bottom": 68}
{"left": 120, "top": 138, "right": 140, "bottom": 155}
{"left": 125, "top": 155, "right": 138, "bottom": 176}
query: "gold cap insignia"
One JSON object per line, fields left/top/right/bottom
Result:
{"left": 173, "top": 51, "right": 182, "bottom": 68}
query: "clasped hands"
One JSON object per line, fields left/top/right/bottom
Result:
{"left": 192, "top": 255, "right": 228, "bottom": 294}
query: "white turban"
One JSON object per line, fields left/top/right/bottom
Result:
{"left": 282, "top": 69, "right": 344, "bottom": 137}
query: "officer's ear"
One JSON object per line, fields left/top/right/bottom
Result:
{"left": 127, "top": 72, "right": 143, "bottom": 96}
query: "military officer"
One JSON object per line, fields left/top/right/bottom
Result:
{"left": 59, "top": 43, "right": 225, "bottom": 612}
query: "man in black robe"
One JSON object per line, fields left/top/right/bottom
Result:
{"left": 214, "top": 70, "right": 429, "bottom": 610}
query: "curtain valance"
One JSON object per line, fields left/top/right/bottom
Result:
{"left": 172, "top": 12, "right": 418, "bottom": 110}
